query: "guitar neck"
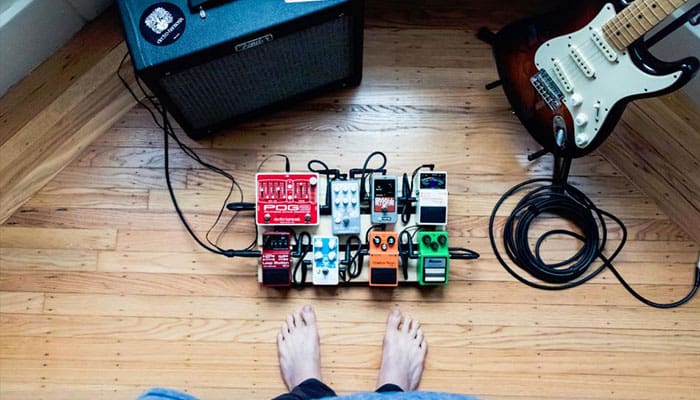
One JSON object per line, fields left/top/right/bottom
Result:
{"left": 602, "top": 0, "right": 687, "bottom": 51}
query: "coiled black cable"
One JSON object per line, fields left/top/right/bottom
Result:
{"left": 489, "top": 177, "right": 700, "bottom": 309}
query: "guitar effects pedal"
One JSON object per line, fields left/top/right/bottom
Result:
{"left": 331, "top": 180, "right": 361, "bottom": 235}
{"left": 312, "top": 236, "right": 339, "bottom": 285}
{"left": 370, "top": 175, "right": 398, "bottom": 224}
{"left": 261, "top": 232, "right": 292, "bottom": 287}
{"left": 369, "top": 232, "right": 399, "bottom": 287}
{"left": 416, "top": 172, "right": 448, "bottom": 225}
{"left": 417, "top": 231, "right": 450, "bottom": 285}
{"left": 256, "top": 173, "right": 319, "bottom": 226}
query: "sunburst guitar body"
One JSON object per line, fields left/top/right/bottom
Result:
{"left": 492, "top": 0, "right": 698, "bottom": 158}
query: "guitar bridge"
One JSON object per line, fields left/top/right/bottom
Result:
{"left": 530, "top": 69, "right": 564, "bottom": 111}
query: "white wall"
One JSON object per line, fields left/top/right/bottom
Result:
{"left": 649, "top": 1, "right": 700, "bottom": 105}
{"left": 0, "top": 0, "right": 113, "bottom": 96}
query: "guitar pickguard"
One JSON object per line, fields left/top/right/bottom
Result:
{"left": 533, "top": 3, "right": 682, "bottom": 149}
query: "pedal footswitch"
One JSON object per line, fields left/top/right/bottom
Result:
{"left": 370, "top": 175, "right": 398, "bottom": 224}
{"left": 312, "top": 236, "right": 340, "bottom": 285}
{"left": 256, "top": 173, "right": 320, "bottom": 226}
{"left": 331, "top": 179, "right": 361, "bottom": 235}
{"left": 261, "top": 232, "right": 292, "bottom": 287}
{"left": 417, "top": 231, "right": 450, "bottom": 285}
{"left": 416, "top": 171, "right": 448, "bottom": 225}
{"left": 369, "top": 232, "right": 399, "bottom": 287}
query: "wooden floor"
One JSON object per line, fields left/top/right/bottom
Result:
{"left": 1, "top": 1, "right": 699, "bottom": 399}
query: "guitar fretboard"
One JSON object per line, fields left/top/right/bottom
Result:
{"left": 602, "top": 0, "right": 687, "bottom": 51}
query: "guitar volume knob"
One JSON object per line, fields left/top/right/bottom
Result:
{"left": 570, "top": 93, "right": 583, "bottom": 107}
{"left": 574, "top": 113, "right": 588, "bottom": 127}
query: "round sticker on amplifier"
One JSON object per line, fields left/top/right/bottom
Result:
{"left": 140, "top": 2, "right": 186, "bottom": 46}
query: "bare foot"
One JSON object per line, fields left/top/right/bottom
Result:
{"left": 377, "top": 308, "right": 427, "bottom": 391}
{"left": 277, "top": 305, "right": 322, "bottom": 390}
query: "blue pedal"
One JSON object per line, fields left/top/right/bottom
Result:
{"left": 312, "top": 236, "right": 339, "bottom": 285}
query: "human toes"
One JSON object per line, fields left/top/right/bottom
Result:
{"left": 286, "top": 314, "right": 295, "bottom": 333}
{"left": 386, "top": 308, "right": 401, "bottom": 330}
{"left": 301, "top": 305, "right": 317, "bottom": 326}
{"left": 409, "top": 318, "right": 420, "bottom": 337}
{"left": 401, "top": 315, "right": 413, "bottom": 333}
{"left": 281, "top": 321, "right": 291, "bottom": 338}
{"left": 415, "top": 327, "right": 424, "bottom": 343}
{"left": 293, "top": 310, "right": 303, "bottom": 328}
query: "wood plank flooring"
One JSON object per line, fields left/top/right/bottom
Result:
{"left": 1, "top": 1, "right": 699, "bottom": 399}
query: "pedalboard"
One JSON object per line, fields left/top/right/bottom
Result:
{"left": 417, "top": 231, "right": 450, "bottom": 285}
{"left": 370, "top": 175, "right": 398, "bottom": 224}
{"left": 312, "top": 236, "right": 340, "bottom": 285}
{"left": 369, "top": 232, "right": 399, "bottom": 287}
{"left": 256, "top": 173, "right": 319, "bottom": 226}
{"left": 416, "top": 172, "right": 448, "bottom": 225}
{"left": 261, "top": 232, "right": 292, "bottom": 287}
{"left": 331, "top": 179, "right": 361, "bottom": 235}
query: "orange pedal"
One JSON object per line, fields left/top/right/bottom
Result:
{"left": 369, "top": 232, "right": 399, "bottom": 287}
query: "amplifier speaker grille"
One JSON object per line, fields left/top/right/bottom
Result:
{"left": 159, "top": 16, "right": 354, "bottom": 130}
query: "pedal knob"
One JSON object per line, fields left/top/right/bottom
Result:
{"left": 381, "top": 243, "right": 388, "bottom": 251}
{"left": 422, "top": 236, "right": 431, "bottom": 246}
{"left": 342, "top": 216, "right": 350, "bottom": 225}
{"left": 574, "top": 113, "right": 588, "bottom": 127}
{"left": 328, "top": 252, "right": 337, "bottom": 261}
{"left": 438, "top": 235, "right": 447, "bottom": 246}
{"left": 314, "top": 251, "right": 323, "bottom": 260}
{"left": 387, "top": 236, "right": 396, "bottom": 246}
{"left": 570, "top": 93, "right": 583, "bottom": 107}
{"left": 373, "top": 236, "right": 381, "bottom": 246}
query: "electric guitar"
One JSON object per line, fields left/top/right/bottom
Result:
{"left": 490, "top": 0, "right": 699, "bottom": 158}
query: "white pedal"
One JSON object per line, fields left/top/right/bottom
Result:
{"left": 415, "top": 171, "right": 448, "bottom": 225}
{"left": 312, "top": 236, "right": 339, "bottom": 285}
{"left": 331, "top": 180, "right": 361, "bottom": 235}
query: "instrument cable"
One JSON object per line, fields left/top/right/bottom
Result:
{"left": 488, "top": 166, "right": 700, "bottom": 308}
{"left": 118, "top": 53, "right": 260, "bottom": 258}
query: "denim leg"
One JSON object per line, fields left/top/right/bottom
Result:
{"left": 272, "top": 378, "right": 337, "bottom": 400}
{"left": 136, "top": 388, "right": 200, "bottom": 400}
{"left": 375, "top": 384, "right": 404, "bottom": 393}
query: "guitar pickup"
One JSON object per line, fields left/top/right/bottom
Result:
{"left": 569, "top": 45, "right": 596, "bottom": 78}
{"left": 530, "top": 69, "right": 564, "bottom": 111}
{"left": 552, "top": 60, "right": 574, "bottom": 93}
{"left": 591, "top": 29, "right": 618, "bottom": 63}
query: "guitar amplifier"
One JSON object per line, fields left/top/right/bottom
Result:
{"left": 117, "top": 0, "right": 364, "bottom": 138}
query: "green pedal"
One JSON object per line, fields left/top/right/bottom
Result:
{"left": 417, "top": 231, "right": 450, "bottom": 286}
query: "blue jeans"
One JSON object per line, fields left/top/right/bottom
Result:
{"left": 137, "top": 380, "right": 403, "bottom": 400}
{"left": 273, "top": 378, "right": 403, "bottom": 400}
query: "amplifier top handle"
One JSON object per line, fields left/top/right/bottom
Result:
{"left": 188, "top": 0, "right": 234, "bottom": 13}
